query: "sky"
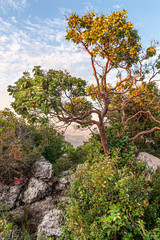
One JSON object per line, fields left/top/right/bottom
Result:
{"left": 0, "top": 0, "right": 160, "bottom": 146}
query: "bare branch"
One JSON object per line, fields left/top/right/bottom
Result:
{"left": 125, "top": 110, "right": 160, "bottom": 126}
{"left": 131, "top": 127, "right": 160, "bottom": 141}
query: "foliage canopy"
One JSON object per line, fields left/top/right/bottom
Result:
{"left": 8, "top": 9, "right": 160, "bottom": 154}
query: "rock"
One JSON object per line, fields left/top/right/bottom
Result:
{"left": 0, "top": 184, "right": 22, "bottom": 209}
{"left": 137, "top": 152, "right": 160, "bottom": 173}
{"left": 13, "top": 195, "right": 70, "bottom": 233}
{"left": 52, "top": 195, "right": 70, "bottom": 205}
{"left": 21, "top": 177, "right": 51, "bottom": 204}
{"left": 55, "top": 177, "right": 70, "bottom": 191}
{"left": 0, "top": 154, "right": 73, "bottom": 239}
{"left": 76, "top": 163, "right": 89, "bottom": 171}
{"left": 76, "top": 163, "right": 85, "bottom": 171}
{"left": 32, "top": 156, "right": 54, "bottom": 181}
{"left": 62, "top": 170, "right": 73, "bottom": 176}
{"left": 37, "top": 209, "right": 63, "bottom": 239}
{"left": 25, "top": 196, "right": 57, "bottom": 231}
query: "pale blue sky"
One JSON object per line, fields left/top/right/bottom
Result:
{"left": 0, "top": 0, "right": 160, "bottom": 145}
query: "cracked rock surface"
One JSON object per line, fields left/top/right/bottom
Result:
{"left": 21, "top": 177, "right": 52, "bottom": 204}
{"left": 0, "top": 155, "right": 72, "bottom": 239}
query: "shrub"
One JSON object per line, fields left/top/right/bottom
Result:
{"left": 72, "top": 125, "right": 138, "bottom": 168}
{"left": 62, "top": 150, "right": 151, "bottom": 240}
{"left": 0, "top": 123, "right": 33, "bottom": 184}
{"left": 143, "top": 167, "right": 160, "bottom": 231}
{"left": 31, "top": 124, "right": 67, "bottom": 163}
{"left": 52, "top": 155, "right": 74, "bottom": 176}
{"left": 0, "top": 108, "right": 68, "bottom": 183}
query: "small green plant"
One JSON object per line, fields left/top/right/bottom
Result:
{"left": 137, "top": 219, "right": 160, "bottom": 240}
{"left": 0, "top": 219, "right": 13, "bottom": 239}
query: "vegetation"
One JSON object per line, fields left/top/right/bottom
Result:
{"left": 0, "top": 108, "right": 68, "bottom": 183}
{"left": 0, "top": 8, "right": 160, "bottom": 240}
{"left": 109, "top": 81, "right": 160, "bottom": 157}
{"left": 8, "top": 10, "right": 160, "bottom": 155}
{"left": 59, "top": 148, "right": 160, "bottom": 240}
{"left": 0, "top": 202, "right": 35, "bottom": 240}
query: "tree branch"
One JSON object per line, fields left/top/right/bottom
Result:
{"left": 131, "top": 127, "right": 160, "bottom": 141}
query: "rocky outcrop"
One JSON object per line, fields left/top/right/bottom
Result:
{"left": 137, "top": 152, "right": 160, "bottom": 173}
{"left": 22, "top": 177, "right": 52, "bottom": 204}
{"left": 37, "top": 209, "right": 63, "bottom": 239}
{"left": 32, "top": 156, "right": 54, "bottom": 181}
{"left": 1, "top": 153, "right": 159, "bottom": 239}
{"left": 0, "top": 156, "right": 72, "bottom": 239}
{"left": 0, "top": 184, "right": 22, "bottom": 209}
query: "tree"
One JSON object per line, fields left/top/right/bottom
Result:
{"left": 116, "top": 82, "right": 160, "bottom": 156}
{"left": 106, "top": 80, "right": 160, "bottom": 150}
{"left": 8, "top": 10, "right": 160, "bottom": 155}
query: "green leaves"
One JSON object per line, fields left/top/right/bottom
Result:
{"left": 8, "top": 67, "right": 88, "bottom": 124}
{"left": 156, "top": 61, "right": 160, "bottom": 69}
{"left": 62, "top": 151, "right": 151, "bottom": 239}
{"left": 0, "top": 219, "right": 13, "bottom": 238}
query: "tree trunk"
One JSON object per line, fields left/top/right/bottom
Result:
{"left": 97, "top": 122, "right": 109, "bottom": 155}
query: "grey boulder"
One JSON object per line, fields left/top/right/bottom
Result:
{"left": 32, "top": 156, "right": 54, "bottom": 181}
{"left": 21, "top": 177, "right": 51, "bottom": 204}
{"left": 37, "top": 209, "right": 63, "bottom": 239}
{"left": 0, "top": 184, "right": 22, "bottom": 209}
{"left": 137, "top": 152, "right": 160, "bottom": 173}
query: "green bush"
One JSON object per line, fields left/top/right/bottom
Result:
{"left": 72, "top": 125, "right": 137, "bottom": 167}
{"left": 53, "top": 142, "right": 91, "bottom": 176}
{"left": 0, "top": 119, "right": 34, "bottom": 184}
{"left": 30, "top": 124, "right": 67, "bottom": 164}
{"left": 53, "top": 155, "right": 74, "bottom": 176}
{"left": 143, "top": 168, "right": 160, "bottom": 231}
{"left": 61, "top": 150, "right": 151, "bottom": 240}
{"left": 0, "top": 108, "right": 68, "bottom": 183}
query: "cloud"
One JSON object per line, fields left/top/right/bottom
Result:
{"left": 0, "top": 0, "right": 27, "bottom": 12}
{"left": 0, "top": 14, "right": 92, "bottom": 109}
{"left": 11, "top": 16, "right": 17, "bottom": 23}
{"left": 0, "top": 15, "right": 90, "bottom": 144}
{"left": 84, "top": 1, "right": 97, "bottom": 13}
{"left": 0, "top": 88, "right": 13, "bottom": 110}
{"left": 59, "top": 7, "right": 72, "bottom": 16}
{"left": 113, "top": 4, "right": 124, "bottom": 9}
{"left": 0, "top": 10, "right": 95, "bottom": 147}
